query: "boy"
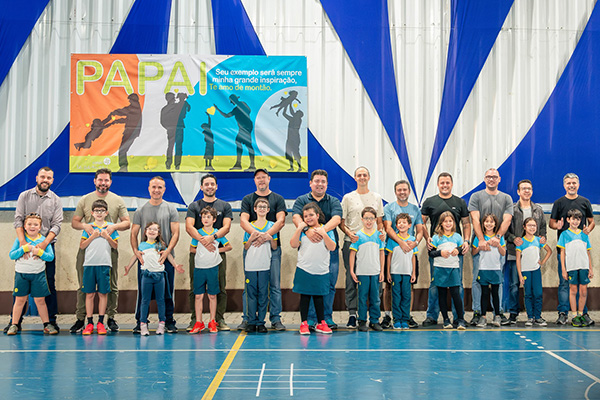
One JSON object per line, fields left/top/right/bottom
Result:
{"left": 350, "top": 207, "right": 385, "bottom": 332}
{"left": 190, "top": 206, "right": 232, "bottom": 333}
{"left": 7, "top": 213, "right": 57, "bottom": 335}
{"left": 557, "top": 209, "right": 594, "bottom": 327}
{"left": 243, "top": 198, "right": 278, "bottom": 333}
{"left": 80, "top": 199, "right": 119, "bottom": 335}
{"left": 386, "top": 213, "right": 417, "bottom": 330}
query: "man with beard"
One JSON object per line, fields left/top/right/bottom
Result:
{"left": 69, "top": 169, "right": 130, "bottom": 333}
{"left": 4, "top": 167, "right": 63, "bottom": 333}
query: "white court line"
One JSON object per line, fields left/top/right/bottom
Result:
{"left": 545, "top": 351, "right": 600, "bottom": 384}
{"left": 219, "top": 388, "right": 325, "bottom": 390}
{"left": 290, "top": 363, "right": 294, "bottom": 397}
{"left": 225, "top": 381, "right": 324, "bottom": 383}
{"left": 256, "top": 363, "right": 266, "bottom": 397}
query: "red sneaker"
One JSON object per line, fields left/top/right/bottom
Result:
{"left": 208, "top": 320, "right": 218, "bottom": 333}
{"left": 190, "top": 321, "right": 205, "bottom": 334}
{"left": 315, "top": 321, "right": 332, "bottom": 334}
{"left": 299, "top": 321, "right": 310, "bottom": 335}
{"left": 82, "top": 323, "right": 94, "bottom": 335}
{"left": 96, "top": 322, "right": 107, "bottom": 335}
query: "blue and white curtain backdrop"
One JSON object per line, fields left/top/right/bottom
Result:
{"left": 0, "top": 0, "right": 598, "bottom": 207}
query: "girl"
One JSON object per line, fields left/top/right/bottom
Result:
{"left": 429, "top": 211, "right": 466, "bottom": 330}
{"left": 290, "top": 202, "right": 336, "bottom": 335}
{"left": 125, "top": 222, "right": 183, "bottom": 336}
{"left": 516, "top": 218, "right": 552, "bottom": 326}
{"left": 472, "top": 214, "right": 506, "bottom": 327}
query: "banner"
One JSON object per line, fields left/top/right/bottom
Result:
{"left": 70, "top": 55, "right": 307, "bottom": 173}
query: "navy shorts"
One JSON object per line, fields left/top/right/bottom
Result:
{"left": 82, "top": 266, "right": 111, "bottom": 294}
{"left": 13, "top": 271, "right": 50, "bottom": 298}
{"left": 194, "top": 266, "right": 219, "bottom": 295}
{"left": 568, "top": 269, "right": 591, "bottom": 286}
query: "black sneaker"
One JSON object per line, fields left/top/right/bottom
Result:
{"left": 132, "top": 322, "right": 141, "bottom": 335}
{"left": 346, "top": 315, "right": 357, "bottom": 329}
{"left": 107, "top": 318, "right": 119, "bottom": 332}
{"left": 69, "top": 319, "right": 85, "bottom": 333}
{"left": 556, "top": 312, "right": 568, "bottom": 325}
{"left": 422, "top": 317, "right": 437, "bottom": 327}
{"left": 381, "top": 315, "right": 392, "bottom": 329}
{"left": 246, "top": 324, "right": 257, "bottom": 333}
{"left": 582, "top": 313, "right": 595, "bottom": 327}
{"left": 358, "top": 321, "right": 368, "bottom": 332}
{"left": 408, "top": 316, "right": 418, "bottom": 329}
{"left": 165, "top": 322, "right": 178, "bottom": 333}
{"left": 469, "top": 312, "right": 481, "bottom": 326}
{"left": 237, "top": 320, "right": 248, "bottom": 331}
{"left": 369, "top": 322, "right": 383, "bottom": 331}
{"left": 257, "top": 325, "right": 268, "bottom": 333}
{"left": 508, "top": 314, "right": 518, "bottom": 324}
{"left": 500, "top": 314, "right": 510, "bottom": 326}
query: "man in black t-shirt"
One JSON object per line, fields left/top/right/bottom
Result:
{"left": 238, "top": 169, "right": 287, "bottom": 331}
{"left": 549, "top": 173, "right": 595, "bottom": 326}
{"left": 420, "top": 172, "right": 471, "bottom": 326}
{"left": 185, "top": 174, "right": 233, "bottom": 331}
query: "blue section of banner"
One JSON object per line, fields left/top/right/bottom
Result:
{"left": 320, "top": 0, "right": 415, "bottom": 193}
{"left": 0, "top": 0, "right": 49, "bottom": 87}
{"left": 422, "top": 0, "right": 513, "bottom": 201}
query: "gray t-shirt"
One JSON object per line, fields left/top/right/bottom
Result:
{"left": 468, "top": 190, "right": 514, "bottom": 222}
{"left": 132, "top": 201, "right": 179, "bottom": 255}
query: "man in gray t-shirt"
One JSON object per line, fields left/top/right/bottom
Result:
{"left": 468, "top": 168, "right": 513, "bottom": 325}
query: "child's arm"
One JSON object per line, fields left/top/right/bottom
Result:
{"left": 189, "top": 245, "right": 196, "bottom": 254}
{"left": 219, "top": 242, "right": 233, "bottom": 253}
{"left": 472, "top": 243, "right": 480, "bottom": 256}
{"left": 101, "top": 229, "right": 119, "bottom": 249}
{"left": 516, "top": 251, "right": 524, "bottom": 286}
{"left": 588, "top": 249, "right": 594, "bottom": 279}
{"left": 244, "top": 231, "right": 259, "bottom": 250}
{"left": 539, "top": 244, "right": 552, "bottom": 266}
{"left": 166, "top": 253, "right": 185, "bottom": 274}
{"left": 290, "top": 222, "right": 306, "bottom": 249}
{"left": 80, "top": 230, "right": 100, "bottom": 249}
{"left": 314, "top": 227, "right": 336, "bottom": 251}
{"left": 349, "top": 250, "right": 358, "bottom": 283}
{"left": 378, "top": 249, "right": 385, "bottom": 283}
{"left": 410, "top": 254, "right": 417, "bottom": 283}
{"left": 560, "top": 248, "right": 567, "bottom": 280}
{"left": 497, "top": 244, "right": 506, "bottom": 256}
{"left": 9, "top": 239, "right": 27, "bottom": 260}
{"left": 124, "top": 254, "right": 138, "bottom": 276}
{"left": 32, "top": 242, "right": 54, "bottom": 262}
{"left": 386, "top": 252, "right": 392, "bottom": 283}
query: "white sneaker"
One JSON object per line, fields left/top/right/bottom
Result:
{"left": 493, "top": 315, "right": 502, "bottom": 327}
{"left": 156, "top": 321, "right": 165, "bottom": 335}
{"left": 476, "top": 317, "right": 487, "bottom": 328}
{"left": 525, "top": 318, "right": 534, "bottom": 326}
{"left": 140, "top": 322, "right": 150, "bottom": 336}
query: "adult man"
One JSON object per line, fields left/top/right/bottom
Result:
{"left": 549, "top": 173, "right": 595, "bottom": 325}
{"left": 504, "top": 179, "right": 547, "bottom": 324}
{"left": 238, "top": 169, "right": 287, "bottom": 331}
{"left": 130, "top": 177, "right": 180, "bottom": 333}
{"left": 340, "top": 167, "right": 384, "bottom": 328}
{"left": 4, "top": 167, "right": 63, "bottom": 333}
{"left": 292, "top": 170, "right": 342, "bottom": 329}
{"left": 468, "top": 168, "right": 513, "bottom": 326}
{"left": 421, "top": 172, "right": 471, "bottom": 326}
{"left": 383, "top": 180, "right": 424, "bottom": 328}
{"left": 70, "top": 168, "right": 130, "bottom": 333}
{"left": 186, "top": 174, "right": 233, "bottom": 330}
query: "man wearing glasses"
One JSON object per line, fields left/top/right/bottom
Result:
{"left": 468, "top": 168, "right": 513, "bottom": 326}
{"left": 504, "top": 180, "right": 547, "bottom": 324}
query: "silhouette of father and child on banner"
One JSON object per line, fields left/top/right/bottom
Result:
{"left": 74, "top": 90, "right": 304, "bottom": 172}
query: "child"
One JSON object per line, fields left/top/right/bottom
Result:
{"left": 7, "top": 213, "right": 56, "bottom": 335}
{"left": 429, "top": 211, "right": 466, "bottom": 330}
{"left": 80, "top": 199, "right": 119, "bottom": 335}
{"left": 557, "top": 209, "right": 594, "bottom": 327}
{"left": 516, "top": 217, "right": 552, "bottom": 326}
{"left": 290, "top": 202, "right": 335, "bottom": 335}
{"left": 349, "top": 207, "right": 385, "bottom": 332}
{"left": 472, "top": 214, "right": 506, "bottom": 327}
{"left": 189, "top": 207, "right": 232, "bottom": 334}
{"left": 124, "top": 222, "right": 184, "bottom": 336}
{"left": 243, "top": 198, "right": 278, "bottom": 333}
{"left": 386, "top": 213, "right": 417, "bottom": 330}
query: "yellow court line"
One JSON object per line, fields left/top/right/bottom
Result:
{"left": 202, "top": 332, "right": 247, "bottom": 400}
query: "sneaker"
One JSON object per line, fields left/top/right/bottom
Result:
{"left": 299, "top": 321, "right": 310, "bottom": 335}
{"left": 535, "top": 318, "right": 547, "bottom": 327}
{"left": 422, "top": 317, "right": 437, "bottom": 327}
{"left": 82, "top": 323, "right": 94, "bottom": 335}
{"left": 500, "top": 314, "right": 510, "bottom": 326}
{"left": 325, "top": 319, "right": 338, "bottom": 330}
{"left": 237, "top": 320, "right": 248, "bottom": 331}
{"left": 369, "top": 322, "right": 383, "bottom": 332}
{"left": 469, "top": 312, "right": 481, "bottom": 326}
{"left": 556, "top": 312, "right": 568, "bottom": 325}
{"left": 246, "top": 324, "right": 257, "bottom": 333}
{"left": 96, "top": 322, "right": 107, "bottom": 335}
{"left": 508, "top": 314, "right": 518, "bottom": 325}
{"left": 582, "top": 313, "right": 595, "bottom": 327}
{"left": 271, "top": 321, "right": 286, "bottom": 331}
{"left": 156, "top": 322, "right": 165, "bottom": 335}
{"left": 393, "top": 321, "right": 403, "bottom": 330}
{"left": 216, "top": 320, "right": 230, "bottom": 331}
{"left": 408, "top": 317, "right": 419, "bottom": 329}
{"left": 346, "top": 315, "right": 358, "bottom": 329}
{"left": 190, "top": 321, "right": 205, "bottom": 334}
{"left": 140, "top": 323, "right": 149, "bottom": 336}
{"left": 208, "top": 320, "right": 218, "bottom": 333}
{"left": 493, "top": 315, "right": 502, "bottom": 327}
{"left": 381, "top": 315, "right": 392, "bottom": 329}
{"left": 525, "top": 318, "right": 534, "bottom": 326}
{"left": 572, "top": 315, "right": 584, "bottom": 327}
{"left": 401, "top": 322, "right": 410, "bottom": 330}
{"left": 452, "top": 320, "right": 459, "bottom": 329}
{"left": 7, "top": 324, "right": 19, "bottom": 335}
{"left": 443, "top": 319, "right": 453, "bottom": 329}
{"left": 358, "top": 321, "right": 368, "bottom": 332}
{"left": 186, "top": 320, "right": 196, "bottom": 332}
{"left": 5, "top": 323, "right": 21, "bottom": 334}
{"left": 165, "top": 322, "right": 178, "bottom": 333}
{"left": 457, "top": 320, "right": 467, "bottom": 330}
{"left": 107, "top": 318, "right": 119, "bottom": 332}
{"left": 476, "top": 317, "right": 487, "bottom": 328}
{"left": 70, "top": 319, "right": 85, "bottom": 333}
{"left": 44, "top": 324, "right": 58, "bottom": 335}
{"left": 257, "top": 325, "right": 268, "bottom": 333}
{"left": 307, "top": 319, "right": 317, "bottom": 332}
{"left": 132, "top": 322, "right": 141, "bottom": 335}
{"left": 50, "top": 322, "right": 60, "bottom": 333}
{"left": 316, "top": 321, "right": 333, "bottom": 334}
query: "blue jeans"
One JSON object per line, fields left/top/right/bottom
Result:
{"left": 471, "top": 253, "right": 505, "bottom": 314}
{"left": 140, "top": 271, "right": 166, "bottom": 323}
{"left": 504, "top": 260, "right": 520, "bottom": 315}
{"left": 241, "top": 247, "right": 283, "bottom": 324}
{"left": 308, "top": 249, "right": 339, "bottom": 323}
{"left": 426, "top": 255, "right": 463, "bottom": 321}
{"left": 556, "top": 252, "right": 587, "bottom": 314}
{"left": 244, "top": 270, "right": 269, "bottom": 326}
{"left": 358, "top": 275, "right": 381, "bottom": 323}
{"left": 391, "top": 274, "right": 411, "bottom": 323}
{"left": 135, "top": 260, "right": 175, "bottom": 324}
{"left": 523, "top": 269, "right": 543, "bottom": 319}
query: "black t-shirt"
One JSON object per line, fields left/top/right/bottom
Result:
{"left": 550, "top": 195, "right": 594, "bottom": 240}
{"left": 186, "top": 198, "right": 233, "bottom": 230}
{"left": 420, "top": 194, "right": 469, "bottom": 236}
{"left": 240, "top": 191, "right": 288, "bottom": 247}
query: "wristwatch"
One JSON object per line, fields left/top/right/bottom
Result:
{"left": 213, "top": 233, "right": 218, "bottom": 240}
{"left": 302, "top": 226, "right": 310, "bottom": 233}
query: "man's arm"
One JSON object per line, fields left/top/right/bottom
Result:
{"left": 185, "top": 217, "right": 203, "bottom": 241}
{"left": 72, "top": 214, "right": 94, "bottom": 235}
{"left": 323, "top": 215, "right": 341, "bottom": 233}
{"left": 497, "top": 214, "right": 512, "bottom": 237}
{"left": 239, "top": 212, "right": 254, "bottom": 234}
{"left": 267, "top": 210, "right": 286, "bottom": 237}
{"left": 470, "top": 210, "right": 483, "bottom": 241}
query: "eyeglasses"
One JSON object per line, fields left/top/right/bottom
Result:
{"left": 92, "top": 209, "right": 106, "bottom": 213}
{"left": 485, "top": 175, "right": 499, "bottom": 180}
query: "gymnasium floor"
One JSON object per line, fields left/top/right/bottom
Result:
{"left": 1, "top": 312, "right": 599, "bottom": 399}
